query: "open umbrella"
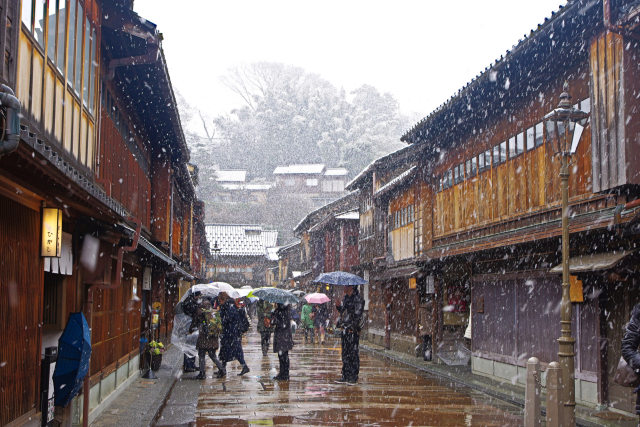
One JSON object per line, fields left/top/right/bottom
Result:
{"left": 172, "top": 282, "right": 237, "bottom": 357}
{"left": 314, "top": 271, "right": 367, "bottom": 286}
{"left": 238, "top": 286, "right": 253, "bottom": 297}
{"left": 305, "top": 292, "right": 331, "bottom": 304}
{"left": 291, "top": 290, "right": 305, "bottom": 297}
{"left": 212, "top": 282, "right": 241, "bottom": 299}
{"left": 53, "top": 312, "right": 92, "bottom": 407}
{"left": 248, "top": 287, "right": 299, "bottom": 305}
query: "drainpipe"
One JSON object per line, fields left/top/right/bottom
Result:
{"left": 82, "top": 218, "right": 141, "bottom": 427}
{"left": 0, "top": 84, "right": 21, "bottom": 157}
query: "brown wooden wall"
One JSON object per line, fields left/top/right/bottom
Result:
{"left": 432, "top": 76, "right": 592, "bottom": 240}
{"left": 151, "top": 156, "right": 171, "bottom": 244}
{"left": 99, "top": 112, "right": 151, "bottom": 229}
{"left": 90, "top": 263, "right": 141, "bottom": 376}
{"left": 0, "top": 196, "right": 43, "bottom": 425}
{"left": 472, "top": 274, "right": 597, "bottom": 373}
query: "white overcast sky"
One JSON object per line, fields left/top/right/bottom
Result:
{"left": 134, "top": 0, "right": 566, "bottom": 121}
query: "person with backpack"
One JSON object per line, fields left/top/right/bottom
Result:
{"left": 218, "top": 292, "right": 250, "bottom": 376}
{"left": 301, "top": 302, "right": 314, "bottom": 343}
{"left": 335, "top": 285, "right": 365, "bottom": 384}
{"left": 621, "top": 302, "right": 640, "bottom": 419}
{"left": 194, "top": 299, "right": 225, "bottom": 379}
{"left": 257, "top": 300, "right": 274, "bottom": 356}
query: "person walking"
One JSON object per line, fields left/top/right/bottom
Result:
{"left": 313, "top": 303, "right": 328, "bottom": 344}
{"left": 336, "top": 285, "right": 364, "bottom": 384}
{"left": 418, "top": 296, "right": 434, "bottom": 361}
{"left": 301, "top": 302, "right": 314, "bottom": 343}
{"left": 621, "top": 302, "right": 640, "bottom": 420}
{"left": 181, "top": 291, "right": 201, "bottom": 372}
{"left": 257, "top": 299, "right": 274, "bottom": 356}
{"left": 272, "top": 303, "right": 294, "bottom": 381}
{"left": 193, "top": 299, "right": 225, "bottom": 379}
{"left": 218, "top": 292, "right": 250, "bottom": 376}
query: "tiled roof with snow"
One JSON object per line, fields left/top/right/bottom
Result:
{"left": 205, "top": 224, "right": 279, "bottom": 257}
{"left": 273, "top": 164, "right": 326, "bottom": 175}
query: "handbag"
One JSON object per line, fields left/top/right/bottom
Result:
{"left": 613, "top": 356, "right": 640, "bottom": 387}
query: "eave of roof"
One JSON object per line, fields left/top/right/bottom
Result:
{"left": 293, "top": 190, "right": 359, "bottom": 234}
{"left": 401, "top": 0, "right": 601, "bottom": 156}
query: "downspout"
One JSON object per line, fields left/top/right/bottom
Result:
{"left": 82, "top": 217, "right": 141, "bottom": 427}
{"left": 0, "top": 84, "right": 21, "bottom": 157}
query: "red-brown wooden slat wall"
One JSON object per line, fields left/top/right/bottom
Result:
{"left": 0, "top": 197, "right": 43, "bottom": 425}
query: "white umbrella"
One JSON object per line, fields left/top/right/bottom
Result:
{"left": 238, "top": 287, "right": 253, "bottom": 297}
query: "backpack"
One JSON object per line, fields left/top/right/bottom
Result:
{"left": 203, "top": 311, "right": 221, "bottom": 338}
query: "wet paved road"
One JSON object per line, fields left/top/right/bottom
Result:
{"left": 162, "top": 330, "right": 524, "bottom": 426}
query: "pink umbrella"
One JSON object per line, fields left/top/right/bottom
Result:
{"left": 305, "top": 292, "right": 331, "bottom": 304}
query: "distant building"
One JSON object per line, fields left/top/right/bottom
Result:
{"left": 213, "top": 169, "right": 274, "bottom": 203}
{"left": 205, "top": 224, "right": 278, "bottom": 287}
{"left": 273, "top": 164, "right": 348, "bottom": 207}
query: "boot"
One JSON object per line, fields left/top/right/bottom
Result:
{"left": 238, "top": 364, "right": 250, "bottom": 376}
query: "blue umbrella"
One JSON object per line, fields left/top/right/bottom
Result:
{"left": 313, "top": 271, "right": 367, "bottom": 286}
{"left": 53, "top": 312, "right": 92, "bottom": 407}
{"left": 249, "top": 287, "right": 299, "bottom": 305}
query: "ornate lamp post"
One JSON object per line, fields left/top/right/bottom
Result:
{"left": 543, "top": 82, "right": 589, "bottom": 426}
{"left": 212, "top": 240, "right": 221, "bottom": 280}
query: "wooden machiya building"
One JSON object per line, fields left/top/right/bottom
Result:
{"left": 347, "top": 144, "right": 437, "bottom": 356}
{"left": 292, "top": 191, "right": 359, "bottom": 325}
{"left": 0, "top": 1, "right": 207, "bottom": 425}
{"left": 393, "top": 0, "right": 640, "bottom": 414}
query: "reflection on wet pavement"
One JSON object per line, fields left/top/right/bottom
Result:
{"left": 194, "top": 331, "right": 523, "bottom": 426}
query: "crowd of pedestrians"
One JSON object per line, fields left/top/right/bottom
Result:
{"left": 183, "top": 286, "right": 364, "bottom": 384}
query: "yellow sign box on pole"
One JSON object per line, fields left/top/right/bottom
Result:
{"left": 41, "top": 207, "right": 62, "bottom": 257}
{"left": 569, "top": 275, "right": 584, "bottom": 303}
{"left": 409, "top": 277, "right": 417, "bottom": 289}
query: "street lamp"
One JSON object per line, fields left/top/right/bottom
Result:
{"left": 212, "top": 240, "right": 221, "bottom": 280}
{"left": 543, "top": 82, "right": 589, "bottom": 426}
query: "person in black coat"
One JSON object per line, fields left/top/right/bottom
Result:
{"left": 621, "top": 302, "right": 640, "bottom": 417}
{"left": 218, "top": 292, "right": 250, "bottom": 376}
{"left": 336, "top": 285, "right": 365, "bottom": 384}
{"left": 272, "top": 303, "right": 294, "bottom": 381}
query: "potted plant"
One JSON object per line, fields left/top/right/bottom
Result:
{"left": 148, "top": 340, "right": 165, "bottom": 371}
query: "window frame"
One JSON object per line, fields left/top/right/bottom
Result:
{"left": 516, "top": 132, "right": 524, "bottom": 155}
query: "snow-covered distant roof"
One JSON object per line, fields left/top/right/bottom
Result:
{"left": 266, "top": 246, "right": 281, "bottom": 261}
{"left": 206, "top": 224, "right": 278, "bottom": 257}
{"left": 246, "top": 183, "right": 274, "bottom": 190}
{"left": 273, "top": 164, "right": 325, "bottom": 175}
{"left": 335, "top": 209, "right": 359, "bottom": 220}
{"left": 346, "top": 144, "right": 416, "bottom": 191}
{"left": 325, "top": 168, "right": 348, "bottom": 176}
{"left": 375, "top": 166, "right": 417, "bottom": 197}
{"left": 220, "top": 183, "right": 242, "bottom": 190}
{"left": 216, "top": 170, "right": 246, "bottom": 182}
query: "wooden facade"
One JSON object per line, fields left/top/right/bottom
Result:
{"left": 337, "top": 0, "right": 640, "bottom": 415}
{"left": 0, "top": 1, "right": 208, "bottom": 425}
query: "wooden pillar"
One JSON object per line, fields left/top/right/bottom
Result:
{"left": 434, "top": 276, "right": 443, "bottom": 358}
{"left": 596, "top": 280, "right": 608, "bottom": 407}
